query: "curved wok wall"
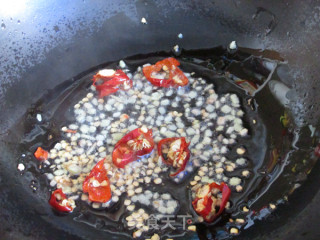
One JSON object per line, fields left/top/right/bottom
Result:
{"left": 0, "top": 1, "right": 319, "bottom": 239}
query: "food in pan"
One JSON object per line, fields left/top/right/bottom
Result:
{"left": 30, "top": 57, "right": 252, "bottom": 238}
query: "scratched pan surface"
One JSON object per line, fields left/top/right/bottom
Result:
{"left": 0, "top": 1, "right": 320, "bottom": 240}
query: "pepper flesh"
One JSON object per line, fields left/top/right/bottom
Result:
{"left": 315, "top": 144, "right": 320, "bottom": 157}
{"left": 83, "top": 159, "right": 112, "bottom": 203}
{"left": 158, "top": 137, "right": 190, "bottom": 176}
{"left": 49, "top": 189, "right": 74, "bottom": 212}
{"left": 142, "top": 57, "right": 189, "bottom": 88}
{"left": 112, "top": 127, "right": 154, "bottom": 168}
{"left": 92, "top": 69, "right": 132, "bottom": 98}
{"left": 192, "top": 182, "right": 231, "bottom": 222}
{"left": 34, "top": 147, "right": 48, "bottom": 161}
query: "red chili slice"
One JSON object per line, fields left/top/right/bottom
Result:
{"left": 34, "top": 147, "right": 48, "bottom": 161}
{"left": 112, "top": 127, "right": 154, "bottom": 168}
{"left": 49, "top": 189, "right": 74, "bottom": 212}
{"left": 192, "top": 182, "right": 231, "bottom": 223}
{"left": 315, "top": 143, "right": 320, "bottom": 157}
{"left": 142, "top": 57, "right": 189, "bottom": 88}
{"left": 195, "top": 196, "right": 214, "bottom": 221}
{"left": 158, "top": 137, "right": 190, "bottom": 176}
{"left": 92, "top": 69, "right": 133, "bottom": 98}
{"left": 83, "top": 159, "right": 112, "bottom": 203}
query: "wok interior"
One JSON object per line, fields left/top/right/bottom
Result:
{"left": 0, "top": 1, "right": 320, "bottom": 240}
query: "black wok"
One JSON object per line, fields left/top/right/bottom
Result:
{"left": 0, "top": 0, "right": 320, "bottom": 239}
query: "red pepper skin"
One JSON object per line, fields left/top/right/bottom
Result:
{"left": 83, "top": 159, "right": 112, "bottom": 203}
{"left": 209, "top": 182, "right": 231, "bottom": 221}
{"left": 92, "top": 69, "right": 132, "bottom": 98}
{"left": 315, "top": 144, "right": 320, "bottom": 157}
{"left": 34, "top": 147, "right": 48, "bottom": 161}
{"left": 96, "top": 87, "right": 118, "bottom": 98}
{"left": 192, "top": 182, "right": 231, "bottom": 223}
{"left": 112, "top": 128, "right": 154, "bottom": 168}
{"left": 157, "top": 137, "right": 190, "bottom": 176}
{"left": 49, "top": 189, "right": 73, "bottom": 212}
{"left": 192, "top": 195, "right": 213, "bottom": 219}
{"left": 142, "top": 57, "right": 189, "bottom": 88}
